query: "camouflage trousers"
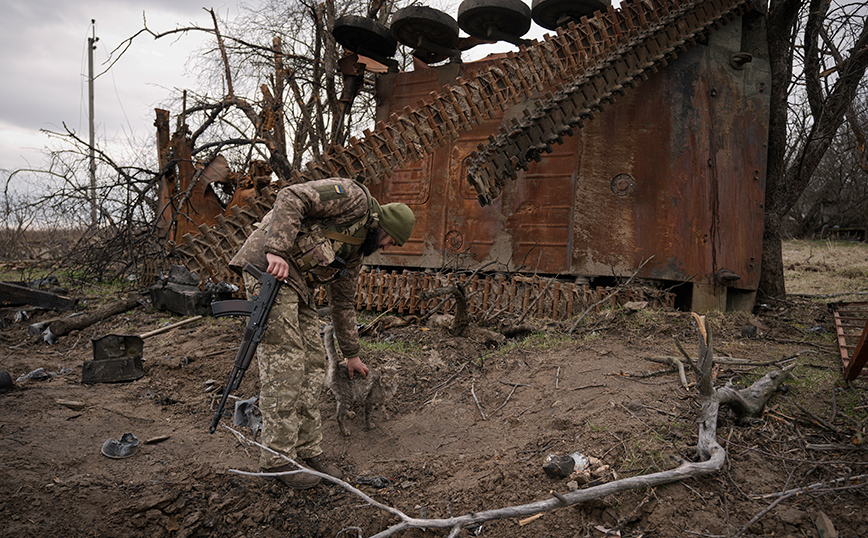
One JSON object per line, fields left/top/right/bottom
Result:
{"left": 244, "top": 274, "right": 326, "bottom": 469}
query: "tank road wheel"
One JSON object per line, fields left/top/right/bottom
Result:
{"left": 457, "top": 0, "right": 532, "bottom": 46}
{"left": 531, "top": 0, "right": 610, "bottom": 31}
{"left": 411, "top": 48, "right": 451, "bottom": 65}
{"left": 390, "top": 6, "right": 460, "bottom": 63}
{"left": 332, "top": 15, "right": 398, "bottom": 61}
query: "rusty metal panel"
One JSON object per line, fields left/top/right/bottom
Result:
{"left": 369, "top": 15, "right": 770, "bottom": 310}
{"left": 831, "top": 302, "right": 868, "bottom": 380}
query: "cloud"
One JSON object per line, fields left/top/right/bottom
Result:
{"left": 0, "top": 0, "right": 220, "bottom": 180}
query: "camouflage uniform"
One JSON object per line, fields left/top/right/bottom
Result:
{"left": 230, "top": 178, "right": 378, "bottom": 468}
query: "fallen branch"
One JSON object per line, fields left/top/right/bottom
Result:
{"left": 571, "top": 383, "right": 606, "bottom": 391}
{"left": 471, "top": 381, "right": 487, "bottom": 420}
{"left": 491, "top": 381, "right": 528, "bottom": 414}
{"left": 751, "top": 473, "right": 868, "bottom": 499}
{"left": 734, "top": 474, "right": 868, "bottom": 538}
{"left": 645, "top": 356, "right": 689, "bottom": 388}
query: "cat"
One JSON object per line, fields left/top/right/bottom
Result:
{"left": 322, "top": 323, "right": 398, "bottom": 436}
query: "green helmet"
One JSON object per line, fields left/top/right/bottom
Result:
{"left": 378, "top": 203, "right": 415, "bottom": 246}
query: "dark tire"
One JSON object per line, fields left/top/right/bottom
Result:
{"left": 458, "top": 0, "right": 532, "bottom": 40}
{"left": 332, "top": 15, "right": 397, "bottom": 59}
{"left": 531, "top": 0, "right": 609, "bottom": 31}
{"left": 390, "top": 6, "right": 460, "bottom": 50}
{"left": 412, "top": 49, "right": 451, "bottom": 65}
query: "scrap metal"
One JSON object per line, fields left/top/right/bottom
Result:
{"left": 169, "top": 0, "right": 755, "bottom": 318}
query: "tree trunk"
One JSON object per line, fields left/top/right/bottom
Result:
{"left": 759, "top": 1, "right": 868, "bottom": 300}
{"left": 758, "top": 0, "right": 801, "bottom": 300}
{"left": 758, "top": 211, "right": 786, "bottom": 300}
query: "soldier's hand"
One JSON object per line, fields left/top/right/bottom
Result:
{"left": 346, "top": 356, "right": 369, "bottom": 379}
{"left": 265, "top": 252, "right": 290, "bottom": 281}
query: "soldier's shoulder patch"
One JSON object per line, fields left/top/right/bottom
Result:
{"left": 315, "top": 183, "right": 347, "bottom": 202}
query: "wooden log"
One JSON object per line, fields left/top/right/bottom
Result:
{"left": 0, "top": 282, "right": 78, "bottom": 311}
{"left": 47, "top": 295, "right": 143, "bottom": 340}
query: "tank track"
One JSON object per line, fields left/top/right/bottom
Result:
{"left": 343, "top": 268, "right": 675, "bottom": 320}
{"left": 170, "top": 0, "right": 746, "bottom": 314}
{"left": 467, "top": 0, "right": 749, "bottom": 204}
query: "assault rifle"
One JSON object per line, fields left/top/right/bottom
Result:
{"left": 208, "top": 264, "right": 281, "bottom": 433}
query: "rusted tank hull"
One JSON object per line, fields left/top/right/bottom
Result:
{"left": 367, "top": 15, "right": 770, "bottom": 311}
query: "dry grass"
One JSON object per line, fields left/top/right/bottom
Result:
{"left": 782, "top": 239, "right": 868, "bottom": 300}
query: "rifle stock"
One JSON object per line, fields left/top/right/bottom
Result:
{"left": 208, "top": 264, "right": 281, "bottom": 433}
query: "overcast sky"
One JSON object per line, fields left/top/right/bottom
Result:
{"left": 0, "top": 1, "right": 542, "bottom": 193}
{"left": 0, "top": 1, "right": 230, "bottom": 185}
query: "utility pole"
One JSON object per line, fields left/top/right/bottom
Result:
{"left": 88, "top": 19, "right": 99, "bottom": 228}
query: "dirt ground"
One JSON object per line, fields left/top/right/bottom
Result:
{"left": 1, "top": 240, "right": 867, "bottom": 538}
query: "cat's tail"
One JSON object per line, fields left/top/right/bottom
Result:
{"left": 322, "top": 323, "right": 339, "bottom": 388}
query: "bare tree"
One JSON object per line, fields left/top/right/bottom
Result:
{"left": 789, "top": 119, "right": 868, "bottom": 237}
{"left": 2, "top": 1, "right": 408, "bottom": 284}
{"left": 759, "top": 0, "right": 868, "bottom": 299}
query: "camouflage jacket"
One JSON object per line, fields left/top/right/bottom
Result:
{"left": 230, "top": 178, "right": 379, "bottom": 358}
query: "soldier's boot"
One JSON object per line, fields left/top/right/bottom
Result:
{"left": 260, "top": 463, "right": 321, "bottom": 489}
{"left": 303, "top": 454, "right": 343, "bottom": 479}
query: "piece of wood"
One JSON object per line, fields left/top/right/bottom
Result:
{"left": 0, "top": 282, "right": 78, "bottom": 311}
{"left": 48, "top": 295, "right": 142, "bottom": 338}
{"left": 139, "top": 315, "right": 203, "bottom": 339}
{"left": 518, "top": 513, "right": 543, "bottom": 526}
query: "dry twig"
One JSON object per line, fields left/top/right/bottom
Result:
{"left": 569, "top": 257, "right": 653, "bottom": 333}
{"left": 471, "top": 381, "right": 487, "bottom": 420}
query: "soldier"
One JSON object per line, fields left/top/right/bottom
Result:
{"left": 229, "top": 177, "right": 415, "bottom": 489}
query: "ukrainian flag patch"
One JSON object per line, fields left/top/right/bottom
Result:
{"left": 316, "top": 183, "right": 347, "bottom": 201}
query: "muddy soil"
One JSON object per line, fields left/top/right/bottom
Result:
{"left": 2, "top": 251, "right": 867, "bottom": 538}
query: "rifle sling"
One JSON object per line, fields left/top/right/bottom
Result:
{"left": 322, "top": 229, "right": 365, "bottom": 245}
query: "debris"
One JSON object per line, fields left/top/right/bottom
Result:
{"left": 101, "top": 433, "right": 140, "bottom": 459}
{"left": 518, "top": 513, "right": 543, "bottom": 526}
{"left": 569, "top": 455, "right": 612, "bottom": 485}
{"left": 163, "top": 265, "right": 200, "bottom": 286}
{"left": 543, "top": 454, "right": 575, "bottom": 478}
{"left": 234, "top": 396, "right": 261, "bottom": 434}
{"left": 144, "top": 435, "right": 171, "bottom": 445}
{"left": 16, "top": 367, "right": 50, "bottom": 382}
{"left": 814, "top": 511, "right": 837, "bottom": 538}
{"left": 148, "top": 265, "right": 236, "bottom": 317}
{"left": 544, "top": 451, "right": 588, "bottom": 479}
{"left": 0, "top": 281, "right": 78, "bottom": 311}
{"left": 594, "top": 525, "right": 621, "bottom": 536}
{"left": 56, "top": 399, "right": 85, "bottom": 411}
{"left": 28, "top": 320, "right": 51, "bottom": 336}
{"left": 149, "top": 282, "right": 213, "bottom": 317}
{"left": 0, "top": 369, "right": 12, "bottom": 392}
{"left": 83, "top": 334, "right": 145, "bottom": 384}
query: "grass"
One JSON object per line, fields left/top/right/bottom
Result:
{"left": 477, "top": 330, "right": 574, "bottom": 366}
{"left": 360, "top": 337, "right": 423, "bottom": 356}
{"left": 783, "top": 239, "right": 868, "bottom": 300}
